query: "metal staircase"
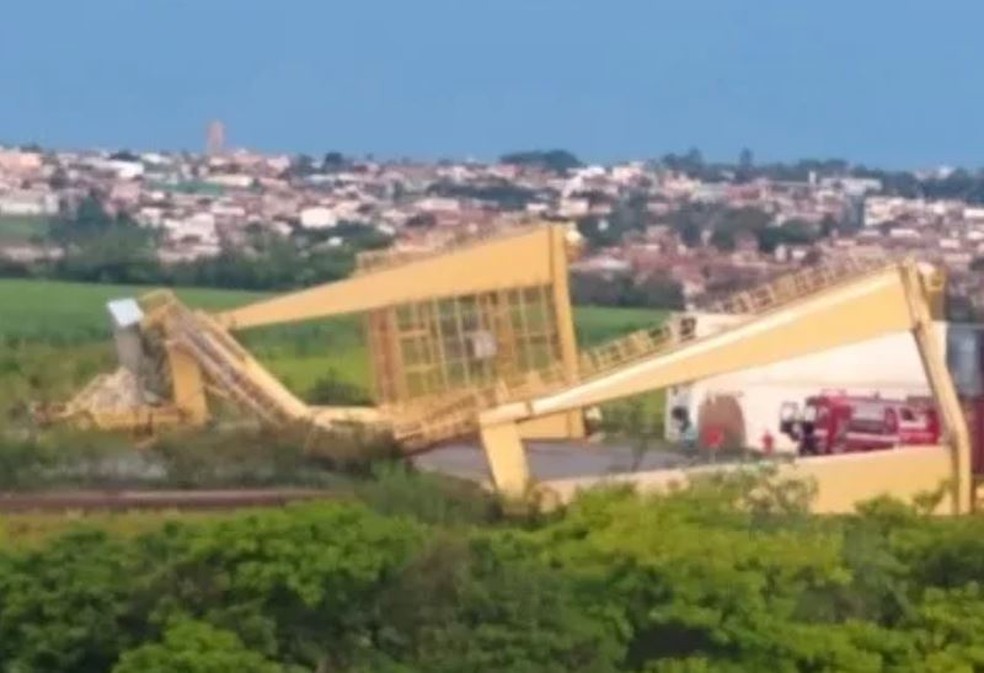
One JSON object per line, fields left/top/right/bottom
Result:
{"left": 573, "top": 255, "right": 891, "bottom": 381}
{"left": 164, "top": 303, "right": 311, "bottom": 427}
{"left": 578, "top": 315, "right": 699, "bottom": 380}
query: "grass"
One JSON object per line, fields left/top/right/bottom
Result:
{"left": 266, "top": 353, "right": 368, "bottom": 395}
{"left": 573, "top": 305, "right": 666, "bottom": 346}
{"left": 0, "top": 279, "right": 668, "bottom": 425}
{"left": 0, "top": 214, "right": 51, "bottom": 245}
{"left": 0, "top": 279, "right": 265, "bottom": 342}
{"left": 0, "top": 280, "right": 665, "bottom": 344}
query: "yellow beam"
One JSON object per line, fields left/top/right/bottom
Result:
{"left": 479, "top": 420, "right": 530, "bottom": 496}
{"left": 479, "top": 260, "right": 970, "bottom": 501}
{"left": 166, "top": 344, "right": 209, "bottom": 426}
{"left": 905, "top": 266, "right": 972, "bottom": 514}
{"left": 215, "top": 224, "right": 566, "bottom": 331}
{"left": 547, "top": 222, "right": 586, "bottom": 439}
{"left": 484, "top": 263, "right": 919, "bottom": 424}
{"left": 539, "top": 445, "right": 954, "bottom": 513}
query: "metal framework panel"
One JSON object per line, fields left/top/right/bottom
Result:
{"left": 368, "top": 284, "right": 565, "bottom": 406}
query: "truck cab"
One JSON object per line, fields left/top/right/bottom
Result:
{"left": 783, "top": 393, "right": 941, "bottom": 455}
{"left": 775, "top": 325, "right": 984, "bottom": 462}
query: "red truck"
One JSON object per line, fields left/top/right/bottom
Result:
{"left": 779, "top": 391, "right": 942, "bottom": 456}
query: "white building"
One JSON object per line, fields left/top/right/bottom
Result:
{"left": 299, "top": 206, "right": 337, "bottom": 229}
{"left": 416, "top": 197, "right": 461, "bottom": 213}
{"left": 165, "top": 213, "right": 218, "bottom": 245}
{"left": 0, "top": 190, "right": 58, "bottom": 216}
{"left": 0, "top": 149, "right": 43, "bottom": 174}
{"left": 109, "top": 160, "right": 145, "bottom": 180}
{"left": 205, "top": 174, "right": 253, "bottom": 189}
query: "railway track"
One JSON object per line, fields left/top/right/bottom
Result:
{"left": 0, "top": 488, "right": 345, "bottom": 513}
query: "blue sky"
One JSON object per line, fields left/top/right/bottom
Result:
{"left": 2, "top": 0, "right": 983, "bottom": 168}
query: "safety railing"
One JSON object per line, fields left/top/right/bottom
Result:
{"left": 578, "top": 315, "right": 698, "bottom": 380}
{"left": 387, "top": 389, "right": 492, "bottom": 449}
{"left": 703, "top": 254, "right": 890, "bottom": 315}
{"left": 387, "top": 361, "right": 581, "bottom": 448}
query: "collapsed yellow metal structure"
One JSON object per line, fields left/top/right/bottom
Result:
{"left": 52, "top": 223, "right": 587, "bottom": 445}
{"left": 477, "top": 258, "right": 972, "bottom": 514}
{"left": 51, "top": 219, "right": 973, "bottom": 515}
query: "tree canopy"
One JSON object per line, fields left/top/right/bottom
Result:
{"left": 499, "top": 149, "right": 583, "bottom": 173}
{"left": 5, "top": 193, "right": 393, "bottom": 292}
{"left": 3, "top": 470, "right": 984, "bottom": 672}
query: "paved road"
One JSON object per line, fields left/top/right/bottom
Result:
{"left": 413, "top": 439, "right": 697, "bottom": 483}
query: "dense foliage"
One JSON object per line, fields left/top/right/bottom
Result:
{"left": 1, "top": 189, "right": 700, "bottom": 309}
{"left": 577, "top": 201, "right": 837, "bottom": 257}
{"left": 657, "top": 149, "right": 984, "bottom": 206}
{"left": 2, "top": 194, "right": 390, "bottom": 291}
{"left": 572, "top": 272, "right": 685, "bottom": 310}
{"left": 4, "top": 471, "right": 984, "bottom": 672}
{"left": 426, "top": 179, "right": 540, "bottom": 211}
{"left": 500, "top": 149, "right": 583, "bottom": 173}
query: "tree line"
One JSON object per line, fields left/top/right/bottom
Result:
{"left": 0, "top": 192, "right": 694, "bottom": 310}
{"left": 0, "top": 194, "right": 391, "bottom": 291}
{"left": 4, "top": 468, "right": 984, "bottom": 672}
{"left": 571, "top": 272, "right": 685, "bottom": 310}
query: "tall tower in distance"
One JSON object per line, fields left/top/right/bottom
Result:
{"left": 205, "top": 120, "right": 226, "bottom": 156}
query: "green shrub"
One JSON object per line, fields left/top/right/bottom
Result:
{"left": 112, "top": 620, "right": 286, "bottom": 673}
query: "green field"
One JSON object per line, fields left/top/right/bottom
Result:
{"left": 0, "top": 279, "right": 666, "bottom": 409}
{"left": 0, "top": 279, "right": 266, "bottom": 342}
{"left": 0, "top": 278, "right": 663, "bottom": 343}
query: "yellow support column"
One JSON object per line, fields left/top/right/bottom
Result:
{"left": 518, "top": 413, "right": 583, "bottom": 440}
{"left": 904, "top": 263, "right": 972, "bottom": 514}
{"left": 548, "top": 223, "right": 586, "bottom": 439}
{"left": 166, "top": 344, "right": 209, "bottom": 426}
{"left": 480, "top": 421, "right": 530, "bottom": 499}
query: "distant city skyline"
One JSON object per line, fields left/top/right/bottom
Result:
{"left": 3, "top": 0, "right": 984, "bottom": 169}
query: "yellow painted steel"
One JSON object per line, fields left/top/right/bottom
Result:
{"left": 212, "top": 221, "right": 585, "bottom": 445}
{"left": 907, "top": 267, "right": 972, "bottom": 515}
{"left": 478, "top": 259, "right": 973, "bottom": 515}
{"left": 541, "top": 446, "right": 954, "bottom": 515}
{"left": 214, "top": 225, "right": 573, "bottom": 330}
{"left": 546, "top": 223, "right": 586, "bottom": 439}
{"left": 52, "top": 218, "right": 969, "bottom": 515}
{"left": 54, "top": 222, "right": 589, "bottom": 447}
{"left": 166, "top": 343, "right": 208, "bottom": 426}
{"left": 518, "top": 412, "right": 582, "bottom": 440}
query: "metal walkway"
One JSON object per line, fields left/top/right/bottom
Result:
{"left": 163, "top": 301, "right": 312, "bottom": 427}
